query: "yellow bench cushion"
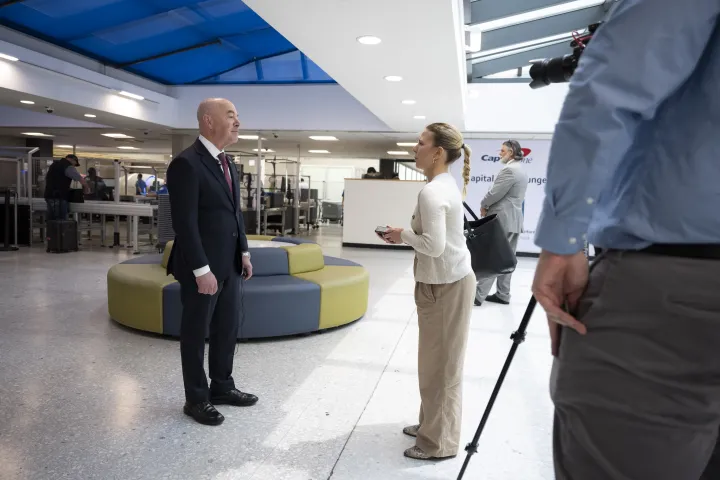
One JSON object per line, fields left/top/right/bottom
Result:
{"left": 283, "top": 243, "right": 324, "bottom": 275}
{"left": 247, "top": 235, "right": 276, "bottom": 241}
{"left": 162, "top": 240, "right": 174, "bottom": 269}
{"left": 294, "top": 266, "right": 369, "bottom": 329}
{"left": 107, "top": 264, "right": 177, "bottom": 334}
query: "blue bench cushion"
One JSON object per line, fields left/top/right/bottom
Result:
{"left": 272, "top": 236, "right": 317, "bottom": 245}
{"left": 121, "top": 254, "right": 164, "bottom": 265}
{"left": 247, "top": 247, "right": 289, "bottom": 276}
{"left": 161, "top": 275, "right": 321, "bottom": 339}
{"left": 323, "top": 256, "right": 361, "bottom": 267}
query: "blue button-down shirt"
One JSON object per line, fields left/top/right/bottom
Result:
{"left": 535, "top": 0, "right": 720, "bottom": 255}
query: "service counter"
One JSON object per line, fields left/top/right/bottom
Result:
{"left": 342, "top": 179, "right": 425, "bottom": 249}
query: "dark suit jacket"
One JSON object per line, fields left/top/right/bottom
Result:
{"left": 166, "top": 139, "right": 248, "bottom": 284}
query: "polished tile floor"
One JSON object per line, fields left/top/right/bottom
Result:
{"left": 0, "top": 227, "right": 554, "bottom": 480}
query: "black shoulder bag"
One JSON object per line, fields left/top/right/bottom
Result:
{"left": 463, "top": 202, "right": 517, "bottom": 276}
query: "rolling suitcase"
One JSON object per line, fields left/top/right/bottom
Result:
{"left": 47, "top": 219, "right": 78, "bottom": 253}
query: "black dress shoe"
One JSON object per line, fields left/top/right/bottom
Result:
{"left": 474, "top": 299, "right": 482, "bottom": 306}
{"left": 485, "top": 294, "right": 510, "bottom": 305}
{"left": 183, "top": 401, "right": 224, "bottom": 426}
{"left": 211, "top": 388, "right": 259, "bottom": 407}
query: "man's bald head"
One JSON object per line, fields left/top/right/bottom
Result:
{"left": 196, "top": 98, "right": 240, "bottom": 150}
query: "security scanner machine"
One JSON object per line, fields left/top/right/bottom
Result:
{"left": 2, "top": 154, "right": 162, "bottom": 253}
{"left": 0, "top": 146, "right": 39, "bottom": 248}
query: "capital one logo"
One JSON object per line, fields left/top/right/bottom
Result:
{"left": 480, "top": 148, "right": 533, "bottom": 164}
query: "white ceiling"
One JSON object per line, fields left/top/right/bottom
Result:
{"left": 243, "top": 0, "right": 468, "bottom": 132}
{"left": 0, "top": 126, "right": 425, "bottom": 159}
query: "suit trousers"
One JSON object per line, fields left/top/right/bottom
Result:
{"left": 475, "top": 232, "right": 520, "bottom": 303}
{"left": 179, "top": 271, "right": 240, "bottom": 404}
{"left": 552, "top": 250, "right": 720, "bottom": 480}
{"left": 415, "top": 272, "right": 475, "bottom": 457}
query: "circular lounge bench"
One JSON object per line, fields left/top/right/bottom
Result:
{"left": 107, "top": 235, "right": 369, "bottom": 339}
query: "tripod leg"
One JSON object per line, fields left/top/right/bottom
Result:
{"left": 457, "top": 296, "right": 537, "bottom": 480}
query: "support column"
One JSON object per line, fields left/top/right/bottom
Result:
{"left": 255, "top": 138, "right": 264, "bottom": 234}
{"left": 171, "top": 134, "right": 195, "bottom": 159}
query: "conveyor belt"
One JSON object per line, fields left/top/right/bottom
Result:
{"left": 0, "top": 197, "right": 156, "bottom": 253}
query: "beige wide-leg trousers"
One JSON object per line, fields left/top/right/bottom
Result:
{"left": 414, "top": 272, "right": 476, "bottom": 457}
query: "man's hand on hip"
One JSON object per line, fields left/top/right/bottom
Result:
{"left": 196, "top": 271, "right": 218, "bottom": 295}
{"left": 531, "top": 250, "right": 589, "bottom": 356}
{"left": 241, "top": 256, "right": 253, "bottom": 280}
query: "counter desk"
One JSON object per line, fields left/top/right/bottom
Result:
{"left": 342, "top": 179, "right": 425, "bottom": 249}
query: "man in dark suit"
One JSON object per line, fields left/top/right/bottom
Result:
{"left": 166, "top": 98, "right": 257, "bottom": 426}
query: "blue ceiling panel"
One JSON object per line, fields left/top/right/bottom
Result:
{"left": 0, "top": 0, "right": 336, "bottom": 85}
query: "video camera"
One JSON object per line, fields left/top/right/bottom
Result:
{"left": 528, "top": 22, "right": 602, "bottom": 89}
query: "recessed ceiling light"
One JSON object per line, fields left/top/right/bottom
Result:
{"left": 20, "top": 100, "right": 34, "bottom": 105}
{"left": 238, "top": 135, "right": 259, "bottom": 140}
{"left": 56, "top": 145, "right": 73, "bottom": 149}
{"left": 118, "top": 91, "right": 144, "bottom": 101}
{"left": 22, "top": 132, "right": 53, "bottom": 137}
{"left": 384, "top": 76, "right": 403, "bottom": 82}
{"left": 387, "top": 150, "right": 409, "bottom": 155}
{"left": 309, "top": 136, "right": 338, "bottom": 141}
{"left": 414, "top": 115, "right": 426, "bottom": 120}
{"left": 402, "top": 100, "right": 416, "bottom": 105}
{"left": 253, "top": 148, "right": 274, "bottom": 153}
{"left": 397, "top": 142, "right": 417, "bottom": 147}
{"left": 0, "top": 53, "right": 18, "bottom": 62}
{"left": 84, "top": 114, "right": 96, "bottom": 118}
{"left": 102, "top": 133, "right": 134, "bottom": 139}
{"left": 308, "top": 150, "right": 330, "bottom": 154}
{"left": 357, "top": 35, "right": 382, "bottom": 45}
{"left": 117, "top": 146, "right": 139, "bottom": 150}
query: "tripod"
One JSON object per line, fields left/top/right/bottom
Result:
{"left": 457, "top": 242, "right": 591, "bottom": 479}
{"left": 456, "top": 296, "right": 537, "bottom": 479}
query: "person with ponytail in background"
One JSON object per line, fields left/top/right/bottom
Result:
{"left": 475, "top": 139, "right": 529, "bottom": 306}
{"left": 381, "top": 123, "right": 475, "bottom": 460}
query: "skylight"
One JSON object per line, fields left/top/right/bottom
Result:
{"left": 471, "top": 0, "right": 604, "bottom": 32}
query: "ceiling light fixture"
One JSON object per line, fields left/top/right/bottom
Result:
{"left": 117, "top": 146, "right": 139, "bottom": 150}
{"left": 20, "top": 100, "right": 34, "bottom": 105}
{"left": 397, "top": 142, "right": 417, "bottom": 147}
{"left": 56, "top": 145, "right": 73, "bottom": 149}
{"left": 22, "top": 132, "right": 53, "bottom": 137}
{"left": 253, "top": 148, "right": 274, "bottom": 153}
{"left": 118, "top": 91, "right": 145, "bottom": 101}
{"left": 402, "top": 100, "right": 416, "bottom": 105}
{"left": 308, "top": 150, "right": 330, "bottom": 154}
{"left": 414, "top": 115, "right": 426, "bottom": 120}
{"left": 357, "top": 35, "right": 382, "bottom": 45}
{"left": 238, "top": 135, "right": 259, "bottom": 140}
{"left": 384, "top": 76, "right": 403, "bottom": 82}
{"left": 0, "top": 53, "right": 18, "bottom": 62}
{"left": 102, "top": 133, "right": 134, "bottom": 139}
{"left": 84, "top": 114, "right": 97, "bottom": 118}
{"left": 309, "top": 136, "right": 338, "bottom": 141}
{"left": 387, "top": 151, "right": 409, "bottom": 155}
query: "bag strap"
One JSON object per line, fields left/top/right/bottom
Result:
{"left": 463, "top": 202, "right": 480, "bottom": 221}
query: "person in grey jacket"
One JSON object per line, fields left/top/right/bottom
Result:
{"left": 475, "top": 140, "right": 528, "bottom": 306}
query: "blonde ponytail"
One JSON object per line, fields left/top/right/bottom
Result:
{"left": 461, "top": 144, "right": 472, "bottom": 199}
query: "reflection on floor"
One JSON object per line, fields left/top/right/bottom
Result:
{"left": 0, "top": 226, "right": 554, "bottom": 480}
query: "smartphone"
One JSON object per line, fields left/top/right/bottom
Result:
{"left": 375, "top": 226, "right": 390, "bottom": 234}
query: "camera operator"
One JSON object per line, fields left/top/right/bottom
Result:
{"left": 531, "top": 0, "right": 720, "bottom": 478}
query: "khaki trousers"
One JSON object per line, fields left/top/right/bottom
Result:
{"left": 415, "top": 272, "right": 476, "bottom": 457}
